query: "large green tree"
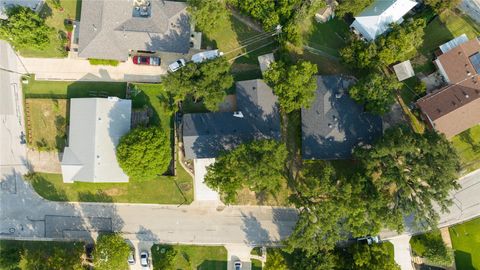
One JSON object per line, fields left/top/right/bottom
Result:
{"left": 264, "top": 60, "right": 318, "bottom": 113}
{"left": 163, "top": 57, "right": 234, "bottom": 111}
{"left": 348, "top": 73, "right": 401, "bottom": 115}
{"left": 425, "top": 0, "right": 461, "bottom": 13}
{"left": 336, "top": 0, "right": 375, "bottom": 17}
{"left": 354, "top": 126, "right": 461, "bottom": 231}
{"left": 93, "top": 233, "right": 130, "bottom": 270}
{"left": 0, "top": 6, "right": 51, "bottom": 50}
{"left": 117, "top": 127, "right": 171, "bottom": 180}
{"left": 204, "top": 140, "right": 288, "bottom": 204}
{"left": 264, "top": 250, "right": 288, "bottom": 270}
{"left": 187, "top": 0, "right": 228, "bottom": 34}
{"left": 340, "top": 19, "right": 426, "bottom": 69}
{"left": 339, "top": 243, "right": 401, "bottom": 270}
{"left": 285, "top": 163, "right": 382, "bottom": 256}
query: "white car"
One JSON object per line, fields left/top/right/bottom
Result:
{"left": 191, "top": 49, "right": 223, "bottom": 63}
{"left": 234, "top": 260, "right": 242, "bottom": 270}
{"left": 140, "top": 251, "right": 149, "bottom": 270}
{"left": 168, "top": 58, "right": 186, "bottom": 72}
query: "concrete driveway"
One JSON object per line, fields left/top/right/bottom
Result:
{"left": 389, "top": 235, "right": 414, "bottom": 270}
{"left": 193, "top": 158, "right": 220, "bottom": 202}
{"left": 18, "top": 57, "right": 165, "bottom": 82}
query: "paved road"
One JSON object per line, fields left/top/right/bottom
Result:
{"left": 460, "top": 0, "right": 480, "bottom": 23}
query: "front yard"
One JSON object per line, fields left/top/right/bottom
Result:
{"left": 19, "top": 0, "right": 81, "bottom": 57}
{"left": 151, "top": 244, "right": 227, "bottom": 270}
{"left": 449, "top": 218, "right": 480, "bottom": 270}
{"left": 451, "top": 125, "right": 480, "bottom": 174}
{"left": 27, "top": 170, "right": 192, "bottom": 204}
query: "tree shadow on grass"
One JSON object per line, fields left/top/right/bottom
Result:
{"left": 453, "top": 250, "right": 474, "bottom": 270}
{"left": 198, "top": 260, "right": 228, "bottom": 270}
{"left": 24, "top": 173, "right": 68, "bottom": 201}
{"left": 77, "top": 190, "right": 114, "bottom": 203}
{"left": 458, "top": 128, "right": 480, "bottom": 153}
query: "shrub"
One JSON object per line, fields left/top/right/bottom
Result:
{"left": 88, "top": 58, "right": 120, "bottom": 66}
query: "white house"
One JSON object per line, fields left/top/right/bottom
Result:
{"left": 61, "top": 97, "right": 131, "bottom": 183}
{"left": 350, "top": 0, "right": 418, "bottom": 41}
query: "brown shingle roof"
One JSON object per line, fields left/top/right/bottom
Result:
{"left": 416, "top": 38, "right": 480, "bottom": 138}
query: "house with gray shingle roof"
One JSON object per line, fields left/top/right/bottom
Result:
{"left": 61, "top": 97, "right": 132, "bottom": 183}
{"left": 77, "top": 0, "right": 190, "bottom": 61}
{"left": 302, "top": 75, "right": 382, "bottom": 160}
{"left": 182, "top": 80, "right": 281, "bottom": 160}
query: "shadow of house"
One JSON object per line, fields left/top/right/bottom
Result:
{"left": 182, "top": 79, "right": 281, "bottom": 160}
{"left": 77, "top": 0, "right": 191, "bottom": 61}
{"left": 302, "top": 75, "right": 383, "bottom": 160}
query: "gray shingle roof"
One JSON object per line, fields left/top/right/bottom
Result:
{"left": 183, "top": 80, "right": 281, "bottom": 159}
{"left": 302, "top": 76, "right": 383, "bottom": 160}
{"left": 61, "top": 98, "right": 132, "bottom": 183}
{"left": 78, "top": 0, "right": 190, "bottom": 61}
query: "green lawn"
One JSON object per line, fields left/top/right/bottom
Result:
{"left": 19, "top": 0, "right": 81, "bottom": 57}
{"left": 449, "top": 218, "right": 480, "bottom": 270}
{"left": 0, "top": 240, "right": 84, "bottom": 269}
{"left": 23, "top": 77, "right": 127, "bottom": 99}
{"left": 410, "top": 230, "right": 442, "bottom": 257}
{"left": 25, "top": 98, "right": 68, "bottom": 151}
{"left": 202, "top": 14, "right": 275, "bottom": 81}
{"left": 413, "top": 9, "right": 480, "bottom": 74}
{"left": 27, "top": 169, "right": 193, "bottom": 204}
{"left": 304, "top": 18, "right": 350, "bottom": 57}
{"left": 252, "top": 259, "right": 262, "bottom": 270}
{"left": 151, "top": 244, "right": 227, "bottom": 270}
{"left": 451, "top": 125, "right": 480, "bottom": 174}
{"left": 131, "top": 83, "right": 172, "bottom": 131}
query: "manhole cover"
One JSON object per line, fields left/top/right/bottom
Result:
{"left": 9, "top": 228, "right": 15, "bottom": 233}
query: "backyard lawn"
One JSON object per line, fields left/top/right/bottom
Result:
{"left": 25, "top": 98, "right": 68, "bottom": 151}
{"left": 19, "top": 0, "right": 81, "bottom": 57}
{"left": 449, "top": 218, "right": 480, "bottom": 270}
{"left": 28, "top": 169, "right": 193, "bottom": 204}
{"left": 304, "top": 18, "right": 350, "bottom": 57}
{"left": 151, "top": 244, "right": 227, "bottom": 270}
{"left": 451, "top": 125, "right": 480, "bottom": 174}
{"left": 202, "top": 14, "right": 276, "bottom": 81}
{"left": 23, "top": 77, "right": 127, "bottom": 99}
{"left": 413, "top": 9, "right": 480, "bottom": 74}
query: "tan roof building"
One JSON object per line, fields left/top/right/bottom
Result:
{"left": 416, "top": 38, "right": 480, "bottom": 138}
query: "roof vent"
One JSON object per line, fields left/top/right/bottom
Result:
{"left": 465, "top": 94, "right": 470, "bottom": 98}
{"left": 437, "top": 108, "right": 441, "bottom": 113}
{"left": 92, "top": 24, "right": 97, "bottom": 31}
{"left": 467, "top": 71, "right": 472, "bottom": 76}
{"left": 328, "top": 123, "right": 333, "bottom": 128}
{"left": 233, "top": 111, "right": 244, "bottom": 118}
{"left": 452, "top": 101, "right": 456, "bottom": 106}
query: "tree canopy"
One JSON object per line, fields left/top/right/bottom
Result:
{"left": 335, "top": 0, "right": 375, "bottom": 17}
{"left": 187, "top": 0, "right": 228, "bottom": 34}
{"left": 204, "top": 140, "right": 288, "bottom": 204}
{"left": 264, "top": 60, "right": 318, "bottom": 113}
{"left": 117, "top": 127, "right": 171, "bottom": 180}
{"left": 348, "top": 73, "right": 402, "bottom": 115}
{"left": 354, "top": 126, "right": 461, "bottom": 231}
{"left": 340, "top": 19, "right": 426, "bottom": 69}
{"left": 285, "top": 163, "right": 382, "bottom": 256}
{"left": 425, "top": 0, "right": 461, "bottom": 13}
{"left": 93, "top": 233, "right": 130, "bottom": 270}
{"left": 163, "top": 57, "right": 234, "bottom": 111}
{"left": 339, "top": 243, "right": 401, "bottom": 270}
{"left": 0, "top": 6, "right": 51, "bottom": 50}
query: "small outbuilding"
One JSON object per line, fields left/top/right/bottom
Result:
{"left": 258, "top": 53, "right": 275, "bottom": 74}
{"left": 393, "top": 60, "right": 415, "bottom": 81}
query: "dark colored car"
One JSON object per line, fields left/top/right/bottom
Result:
{"left": 132, "top": 55, "right": 160, "bottom": 66}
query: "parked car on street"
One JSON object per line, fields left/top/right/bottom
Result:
{"left": 127, "top": 248, "right": 135, "bottom": 265}
{"left": 140, "top": 251, "right": 149, "bottom": 270}
{"left": 357, "top": 235, "right": 380, "bottom": 245}
{"left": 133, "top": 55, "right": 161, "bottom": 66}
{"left": 168, "top": 58, "right": 186, "bottom": 72}
{"left": 191, "top": 50, "right": 223, "bottom": 63}
{"left": 234, "top": 260, "right": 242, "bottom": 270}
